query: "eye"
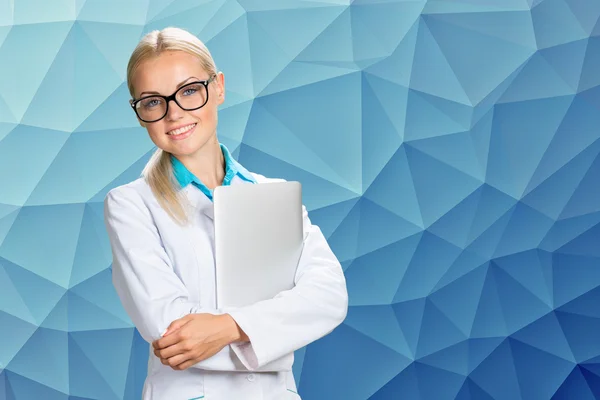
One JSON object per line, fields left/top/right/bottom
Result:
{"left": 181, "top": 83, "right": 204, "bottom": 96}
{"left": 142, "top": 98, "right": 162, "bottom": 109}
{"left": 183, "top": 87, "right": 198, "bottom": 96}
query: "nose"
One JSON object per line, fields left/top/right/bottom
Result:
{"left": 165, "top": 98, "right": 184, "bottom": 121}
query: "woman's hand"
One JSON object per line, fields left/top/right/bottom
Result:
{"left": 152, "top": 313, "right": 248, "bottom": 370}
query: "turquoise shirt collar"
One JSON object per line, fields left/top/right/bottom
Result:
{"left": 171, "top": 143, "right": 256, "bottom": 201}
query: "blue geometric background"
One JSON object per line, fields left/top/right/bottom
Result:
{"left": 1, "top": 0, "right": 600, "bottom": 399}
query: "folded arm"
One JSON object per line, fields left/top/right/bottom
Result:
{"left": 104, "top": 186, "right": 348, "bottom": 372}
{"left": 226, "top": 205, "right": 349, "bottom": 370}
{"left": 104, "top": 187, "right": 251, "bottom": 371}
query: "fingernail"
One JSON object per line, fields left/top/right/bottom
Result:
{"left": 161, "top": 329, "right": 168, "bottom": 337}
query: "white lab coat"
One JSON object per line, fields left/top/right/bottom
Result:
{"left": 103, "top": 172, "right": 348, "bottom": 400}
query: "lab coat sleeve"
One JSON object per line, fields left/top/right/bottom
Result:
{"left": 226, "top": 205, "right": 348, "bottom": 370}
{"left": 104, "top": 186, "right": 261, "bottom": 371}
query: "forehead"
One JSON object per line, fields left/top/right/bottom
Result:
{"left": 132, "top": 50, "right": 207, "bottom": 96}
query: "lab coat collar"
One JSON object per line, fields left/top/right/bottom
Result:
{"left": 182, "top": 173, "right": 255, "bottom": 221}
{"left": 171, "top": 143, "right": 256, "bottom": 200}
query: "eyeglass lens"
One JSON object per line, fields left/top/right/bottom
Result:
{"left": 136, "top": 82, "right": 208, "bottom": 122}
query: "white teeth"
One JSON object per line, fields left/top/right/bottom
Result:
{"left": 168, "top": 123, "right": 196, "bottom": 136}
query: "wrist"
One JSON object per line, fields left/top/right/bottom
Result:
{"left": 222, "top": 313, "right": 249, "bottom": 344}
{"left": 222, "top": 314, "right": 242, "bottom": 344}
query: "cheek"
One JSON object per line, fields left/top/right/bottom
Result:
{"left": 146, "top": 124, "right": 167, "bottom": 142}
{"left": 192, "top": 107, "right": 217, "bottom": 126}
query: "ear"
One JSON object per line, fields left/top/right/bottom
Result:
{"left": 215, "top": 71, "right": 225, "bottom": 104}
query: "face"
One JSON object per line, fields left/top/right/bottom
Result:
{"left": 131, "top": 50, "right": 225, "bottom": 160}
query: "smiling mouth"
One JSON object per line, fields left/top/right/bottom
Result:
{"left": 167, "top": 123, "right": 197, "bottom": 136}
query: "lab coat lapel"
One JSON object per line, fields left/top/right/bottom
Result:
{"left": 184, "top": 185, "right": 214, "bottom": 220}
{"left": 180, "top": 185, "right": 217, "bottom": 308}
{"left": 183, "top": 176, "right": 254, "bottom": 221}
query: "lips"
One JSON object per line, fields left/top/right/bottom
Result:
{"left": 167, "top": 123, "right": 196, "bottom": 136}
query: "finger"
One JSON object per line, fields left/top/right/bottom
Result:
{"left": 172, "top": 358, "right": 197, "bottom": 371}
{"left": 154, "top": 341, "right": 187, "bottom": 360}
{"left": 172, "top": 347, "right": 214, "bottom": 370}
{"left": 154, "top": 323, "right": 190, "bottom": 350}
{"left": 166, "top": 353, "right": 193, "bottom": 369}
{"left": 152, "top": 331, "right": 171, "bottom": 349}
{"left": 163, "top": 315, "right": 192, "bottom": 337}
{"left": 155, "top": 332, "right": 179, "bottom": 350}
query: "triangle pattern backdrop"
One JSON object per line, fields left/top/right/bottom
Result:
{"left": 1, "top": 0, "right": 600, "bottom": 399}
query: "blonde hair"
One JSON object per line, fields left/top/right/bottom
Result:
{"left": 126, "top": 27, "right": 218, "bottom": 225}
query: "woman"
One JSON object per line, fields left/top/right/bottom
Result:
{"left": 103, "top": 27, "right": 348, "bottom": 399}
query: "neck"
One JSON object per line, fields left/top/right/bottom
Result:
{"left": 176, "top": 136, "right": 225, "bottom": 190}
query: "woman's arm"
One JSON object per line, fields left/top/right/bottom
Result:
{"left": 225, "top": 205, "right": 349, "bottom": 370}
{"left": 105, "top": 186, "right": 202, "bottom": 342}
{"left": 104, "top": 186, "right": 289, "bottom": 371}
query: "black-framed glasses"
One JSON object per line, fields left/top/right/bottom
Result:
{"left": 130, "top": 75, "right": 216, "bottom": 123}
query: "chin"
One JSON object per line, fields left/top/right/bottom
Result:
{"left": 171, "top": 138, "right": 213, "bottom": 158}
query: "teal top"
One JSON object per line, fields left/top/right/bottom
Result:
{"left": 171, "top": 143, "right": 256, "bottom": 201}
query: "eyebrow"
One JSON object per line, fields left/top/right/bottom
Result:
{"left": 139, "top": 77, "right": 200, "bottom": 97}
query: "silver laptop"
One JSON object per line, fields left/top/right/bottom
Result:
{"left": 213, "top": 181, "right": 304, "bottom": 308}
